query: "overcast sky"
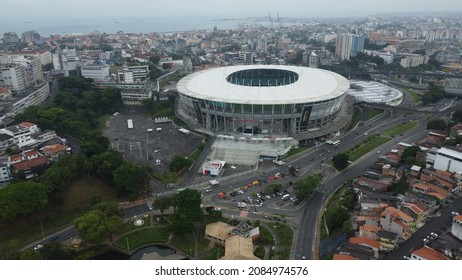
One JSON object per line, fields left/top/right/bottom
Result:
{"left": 3, "top": 0, "right": 462, "bottom": 19}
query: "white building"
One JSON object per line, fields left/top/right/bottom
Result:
{"left": 0, "top": 63, "right": 28, "bottom": 92}
{"left": 335, "top": 33, "right": 352, "bottom": 61}
{"left": 399, "top": 54, "right": 428, "bottom": 68}
{"left": 347, "top": 80, "right": 403, "bottom": 106}
{"left": 451, "top": 215, "right": 462, "bottom": 241}
{"left": 117, "top": 65, "right": 149, "bottom": 83}
{"left": 308, "top": 52, "right": 319, "bottom": 68}
{"left": 0, "top": 160, "right": 12, "bottom": 185}
{"left": 81, "top": 64, "right": 110, "bottom": 81}
{"left": 433, "top": 147, "right": 462, "bottom": 173}
{"left": 0, "top": 122, "right": 40, "bottom": 148}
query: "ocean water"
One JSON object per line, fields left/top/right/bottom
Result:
{"left": 0, "top": 16, "right": 243, "bottom": 37}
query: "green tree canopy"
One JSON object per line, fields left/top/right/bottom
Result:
{"left": 293, "top": 174, "right": 322, "bottom": 202}
{"left": 427, "top": 119, "right": 446, "bottom": 130}
{"left": 332, "top": 153, "right": 349, "bottom": 170}
{"left": 169, "top": 154, "right": 193, "bottom": 173}
{"left": 0, "top": 181, "right": 49, "bottom": 226}
{"left": 74, "top": 202, "right": 124, "bottom": 244}
{"left": 113, "top": 161, "right": 143, "bottom": 195}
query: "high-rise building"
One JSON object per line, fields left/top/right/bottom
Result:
{"left": 3, "top": 32, "right": 20, "bottom": 44}
{"left": 308, "top": 52, "right": 319, "bottom": 68}
{"left": 21, "top": 31, "right": 41, "bottom": 44}
{"left": 335, "top": 34, "right": 352, "bottom": 61}
{"left": 351, "top": 34, "right": 365, "bottom": 56}
{"left": 0, "top": 64, "right": 28, "bottom": 92}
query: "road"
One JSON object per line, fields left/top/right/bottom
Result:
{"left": 385, "top": 196, "right": 462, "bottom": 260}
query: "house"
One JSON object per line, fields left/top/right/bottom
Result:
{"left": 410, "top": 246, "right": 448, "bottom": 260}
{"left": 219, "top": 235, "right": 260, "bottom": 260}
{"left": 359, "top": 225, "right": 381, "bottom": 239}
{"left": 333, "top": 254, "right": 359, "bottom": 260}
{"left": 333, "top": 242, "right": 375, "bottom": 260}
{"left": 380, "top": 206, "right": 414, "bottom": 239}
{"left": 0, "top": 133, "right": 15, "bottom": 151}
{"left": 40, "top": 144, "right": 66, "bottom": 159}
{"left": 376, "top": 230, "right": 399, "bottom": 251}
{"left": 401, "top": 202, "right": 428, "bottom": 225}
{"left": 410, "top": 165, "right": 421, "bottom": 177}
{"left": 381, "top": 153, "right": 401, "bottom": 166}
{"left": 0, "top": 159, "right": 12, "bottom": 185}
{"left": 204, "top": 221, "right": 233, "bottom": 245}
{"left": 10, "top": 156, "right": 49, "bottom": 177}
{"left": 355, "top": 176, "right": 390, "bottom": 192}
{"left": 348, "top": 237, "right": 380, "bottom": 259}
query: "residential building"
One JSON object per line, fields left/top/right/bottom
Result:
{"left": 410, "top": 246, "right": 448, "bottom": 260}
{"left": 120, "top": 87, "right": 152, "bottom": 105}
{"left": 335, "top": 33, "right": 352, "bottom": 61}
{"left": 0, "top": 63, "right": 28, "bottom": 92}
{"left": 0, "top": 122, "right": 39, "bottom": 148}
{"left": 21, "top": 31, "right": 41, "bottom": 44}
{"left": 376, "top": 230, "right": 399, "bottom": 251}
{"left": 380, "top": 206, "right": 414, "bottom": 239}
{"left": 350, "top": 34, "right": 365, "bottom": 56}
{"left": 452, "top": 215, "right": 462, "bottom": 241}
{"left": 308, "top": 52, "right": 319, "bottom": 68}
{"left": 0, "top": 159, "right": 12, "bottom": 185}
{"left": 0, "top": 133, "right": 15, "bottom": 150}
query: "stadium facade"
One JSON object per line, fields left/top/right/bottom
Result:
{"left": 177, "top": 65, "right": 350, "bottom": 135}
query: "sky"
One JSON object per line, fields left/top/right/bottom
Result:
{"left": 3, "top": 0, "right": 462, "bottom": 19}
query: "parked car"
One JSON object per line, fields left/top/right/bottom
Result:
{"left": 34, "top": 244, "right": 43, "bottom": 250}
{"left": 430, "top": 232, "right": 438, "bottom": 238}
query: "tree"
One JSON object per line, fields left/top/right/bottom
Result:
{"left": 74, "top": 202, "right": 124, "bottom": 244}
{"left": 19, "top": 249, "right": 42, "bottom": 260}
{"left": 113, "top": 161, "right": 142, "bottom": 195}
{"left": 332, "top": 153, "right": 349, "bottom": 170}
{"left": 0, "top": 182, "right": 49, "bottom": 226}
{"left": 152, "top": 196, "right": 173, "bottom": 220}
{"left": 293, "top": 174, "right": 321, "bottom": 202}
{"left": 427, "top": 119, "right": 446, "bottom": 130}
{"left": 401, "top": 146, "right": 422, "bottom": 166}
{"left": 452, "top": 109, "right": 462, "bottom": 123}
{"left": 170, "top": 189, "right": 203, "bottom": 236}
{"left": 169, "top": 154, "right": 193, "bottom": 173}
{"left": 39, "top": 242, "right": 76, "bottom": 260}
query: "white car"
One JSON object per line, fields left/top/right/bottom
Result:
{"left": 430, "top": 232, "right": 438, "bottom": 238}
{"left": 34, "top": 244, "right": 43, "bottom": 250}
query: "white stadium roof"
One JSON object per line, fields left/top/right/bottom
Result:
{"left": 177, "top": 65, "right": 350, "bottom": 105}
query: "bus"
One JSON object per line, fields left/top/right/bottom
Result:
{"left": 326, "top": 139, "right": 340, "bottom": 148}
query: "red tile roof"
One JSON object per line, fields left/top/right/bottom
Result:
{"left": 23, "top": 150, "right": 39, "bottom": 157}
{"left": 454, "top": 215, "right": 462, "bottom": 222}
{"left": 19, "top": 121, "right": 36, "bottom": 128}
{"left": 349, "top": 237, "right": 381, "bottom": 250}
{"left": 11, "top": 156, "right": 49, "bottom": 171}
{"left": 412, "top": 246, "right": 448, "bottom": 260}
{"left": 333, "top": 254, "right": 359, "bottom": 260}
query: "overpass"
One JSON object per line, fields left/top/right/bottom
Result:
{"left": 357, "top": 101, "right": 460, "bottom": 115}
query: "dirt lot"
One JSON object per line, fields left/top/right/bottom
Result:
{"left": 102, "top": 112, "right": 202, "bottom": 173}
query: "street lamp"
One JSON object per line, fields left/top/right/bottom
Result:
{"left": 126, "top": 237, "right": 130, "bottom": 251}
{"left": 40, "top": 219, "right": 45, "bottom": 240}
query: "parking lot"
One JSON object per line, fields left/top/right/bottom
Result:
{"left": 102, "top": 113, "right": 203, "bottom": 173}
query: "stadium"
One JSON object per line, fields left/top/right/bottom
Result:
{"left": 177, "top": 65, "right": 350, "bottom": 137}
